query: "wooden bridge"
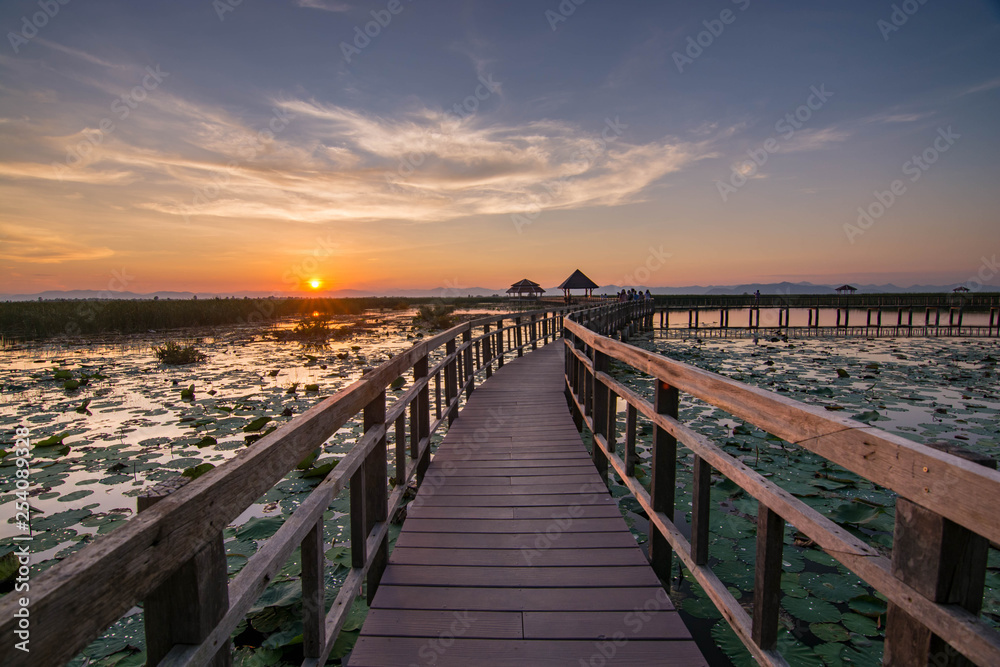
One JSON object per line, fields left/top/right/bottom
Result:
{"left": 4, "top": 301, "right": 1000, "bottom": 666}
{"left": 348, "top": 342, "right": 705, "bottom": 666}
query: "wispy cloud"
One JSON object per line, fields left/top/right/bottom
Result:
{"left": 0, "top": 225, "right": 114, "bottom": 263}
{"left": 782, "top": 127, "right": 851, "bottom": 153}
{"left": 35, "top": 38, "right": 126, "bottom": 69}
{"left": 963, "top": 77, "right": 1000, "bottom": 95}
{"left": 295, "top": 0, "right": 351, "bottom": 12}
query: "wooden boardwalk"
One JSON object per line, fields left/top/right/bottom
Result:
{"left": 349, "top": 343, "right": 706, "bottom": 666}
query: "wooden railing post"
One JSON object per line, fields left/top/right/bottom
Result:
{"left": 752, "top": 503, "right": 785, "bottom": 651}
{"left": 530, "top": 313, "right": 538, "bottom": 350}
{"left": 463, "top": 329, "right": 474, "bottom": 398}
{"left": 691, "top": 456, "right": 711, "bottom": 565}
{"left": 496, "top": 317, "right": 505, "bottom": 368}
{"left": 884, "top": 444, "right": 996, "bottom": 666}
{"left": 363, "top": 390, "right": 388, "bottom": 604}
{"left": 482, "top": 322, "right": 492, "bottom": 379}
{"left": 301, "top": 519, "right": 325, "bottom": 660}
{"left": 515, "top": 316, "right": 523, "bottom": 357}
{"left": 649, "top": 382, "right": 678, "bottom": 583}
{"left": 445, "top": 339, "right": 458, "bottom": 426}
{"left": 592, "top": 350, "right": 609, "bottom": 484}
{"left": 139, "top": 478, "right": 231, "bottom": 667}
{"left": 411, "top": 354, "right": 430, "bottom": 484}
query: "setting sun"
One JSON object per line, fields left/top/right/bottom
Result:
{"left": 308, "top": 279, "right": 322, "bottom": 290}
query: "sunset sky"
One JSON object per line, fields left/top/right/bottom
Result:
{"left": 1, "top": 0, "right": 999, "bottom": 295}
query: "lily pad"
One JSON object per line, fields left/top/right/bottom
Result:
{"left": 58, "top": 490, "right": 95, "bottom": 503}
{"left": 811, "top": 622, "right": 850, "bottom": 642}
{"left": 244, "top": 416, "right": 272, "bottom": 432}
{"left": 782, "top": 596, "right": 841, "bottom": 623}
{"left": 848, "top": 594, "right": 886, "bottom": 618}
{"left": 181, "top": 462, "right": 215, "bottom": 480}
{"left": 236, "top": 516, "right": 284, "bottom": 541}
{"left": 34, "top": 432, "right": 70, "bottom": 447}
{"left": 830, "top": 502, "right": 881, "bottom": 525}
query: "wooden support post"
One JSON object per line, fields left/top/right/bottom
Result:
{"left": 445, "top": 339, "right": 457, "bottom": 426}
{"left": 514, "top": 316, "right": 523, "bottom": 357}
{"left": 496, "top": 318, "right": 505, "bottom": 368}
{"left": 394, "top": 415, "right": 406, "bottom": 486}
{"left": 301, "top": 519, "right": 325, "bottom": 660}
{"left": 350, "top": 466, "right": 366, "bottom": 568}
{"left": 624, "top": 404, "right": 637, "bottom": 478}
{"left": 463, "top": 329, "right": 474, "bottom": 398}
{"left": 649, "top": 382, "right": 678, "bottom": 584}
{"left": 884, "top": 444, "right": 995, "bottom": 666}
{"left": 592, "top": 351, "right": 609, "bottom": 484}
{"left": 363, "top": 391, "right": 388, "bottom": 604}
{"left": 434, "top": 373, "right": 441, "bottom": 420}
{"left": 482, "top": 323, "right": 492, "bottom": 379}
{"left": 412, "top": 355, "right": 430, "bottom": 484}
{"left": 606, "top": 390, "right": 617, "bottom": 461}
{"left": 691, "top": 456, "right": 711, "bottom": 565}
{"left": 752, "top": 504, "right": 785, "bottom": 652}
{"left": 530, "top": 313, "right": 538, "bottom": 351}
{"left": 139, "top": 478, "right": 231, "bottom": 667}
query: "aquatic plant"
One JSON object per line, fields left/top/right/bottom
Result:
{"left": 415, "top": 304, "right": 455, "bottom": 330}
{"left": 153, "top": 341, "right": 207, "bottom": 365}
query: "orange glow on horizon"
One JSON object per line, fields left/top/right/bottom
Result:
{"left": 308, "top": 278, "right": 322, "bottom": 290}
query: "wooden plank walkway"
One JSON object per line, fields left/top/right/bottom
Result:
{"left": 349, "top": 343, "right": 707, "bottom": 666}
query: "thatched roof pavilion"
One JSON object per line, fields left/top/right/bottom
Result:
{"left": 835, "top": 284, "right": 857, "bottom": 295}
{"left": 506, "top": 278, "right": 545, "bottom": 299}
{"left": 559, "top": 269, "right": 599, "bottom": 300}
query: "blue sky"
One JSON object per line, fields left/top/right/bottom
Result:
{"left": 1, "top": 0, "right": 998, "bottom": 293}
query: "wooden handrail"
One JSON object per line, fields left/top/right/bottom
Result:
{"left": 562, "top": 311, "right": 1000, "bottom": 667}
{"left": 0, "top": 304, "right": 599, "bottom": 666}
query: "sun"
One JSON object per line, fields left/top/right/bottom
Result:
{"left": 308, "top": 279, "right": 322, "bottom": 290}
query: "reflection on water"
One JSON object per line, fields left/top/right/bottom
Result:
{"left": 0, "top": 307, "right": 510, "bottom": 564}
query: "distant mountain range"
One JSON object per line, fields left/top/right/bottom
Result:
{"left": 1, "top": 281, "right": 993, "bottom": 301}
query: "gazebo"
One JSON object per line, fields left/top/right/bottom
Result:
{"left": 952, "top": 286, "right": 970, "bottom": 293}
{"left": 558, "top": 269, "right": 599, "bottom": 302}
{"left": 835, "top": 284, "right": 857, "bottom": 295}
{"left": 506, "top": 278, "right": 545, "bottom": 300}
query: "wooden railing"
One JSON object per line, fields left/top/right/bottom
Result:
{"left": 563, "top": 313, "right": 1000, "bottom": 667}
{"left": 0, "top": 305, "right": 617, "bottom": 666}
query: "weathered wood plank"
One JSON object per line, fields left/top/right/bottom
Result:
{"left": 349, "top": 637, "right": 708, "bottom": 667}
{"left": 354, "top": 341, "right": 703, "bottom": 665}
